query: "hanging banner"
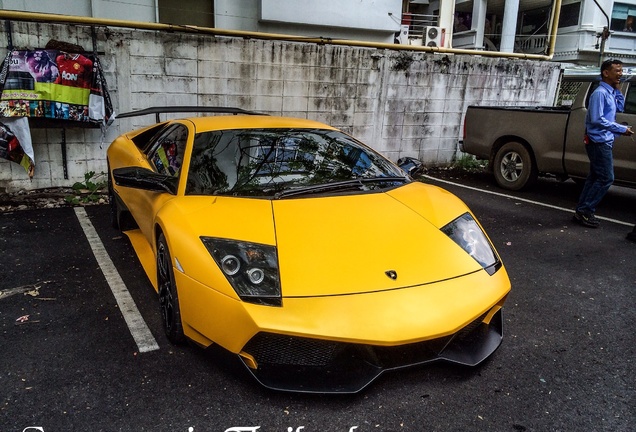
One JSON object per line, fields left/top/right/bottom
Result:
{"left": 0, "top": 49, "right": 113, "bottom": 125}
{"left": 0, "top": 118, "right": 35, "bottom": 177}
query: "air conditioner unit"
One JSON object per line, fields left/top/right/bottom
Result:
{"left": 424, "top": 26, "right": 445, "bottom": 47}
{"left": 397, "top": 24, "right": 410, "bottom": 45}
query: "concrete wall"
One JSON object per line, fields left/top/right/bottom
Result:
{"left": 0, "top": 20, "right": 562, "bottom": 193}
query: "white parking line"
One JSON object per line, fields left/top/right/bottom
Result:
{"left": 424, "top": 175, "right": 634, "bottom": 227}
{"left": 74, "top": 207, "right": 159, "bottom": 353}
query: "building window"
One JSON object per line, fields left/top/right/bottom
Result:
{"left": 611, "top": 3, "right": 636, "bottom": 32}
{"left": 519, "top": 7, "right": 551, "bottom": 35}
{"left": 558, "top": 2, "right": 581, "bottom": 28}
{"left": 158, "top": 0, "right": 214, "bottom": 27}
{"left": 624, "top": 84, "right": 636, "bottom": 114}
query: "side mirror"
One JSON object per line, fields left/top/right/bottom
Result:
{"left": 397, "top": 157, "right": 424, "bottom": 176}
{"left": 112, "top": 167, "right": 178, "bottom": 194}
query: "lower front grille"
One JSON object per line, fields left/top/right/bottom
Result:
{"left": 455, "top": 312, "right": 488, "bottom": 340}
{"left": 243, "top": 333, "right": 342, "bottom": 367}
{"left": 372, "top": 335, "right": 452, "bottom": 369}
{"left": 243, "top": 312, "right": 498, "bottom": 369}
{"left": 240, "top": 309, "right": 504, "bottom": 393}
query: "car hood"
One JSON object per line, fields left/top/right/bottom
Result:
{"left": 272, "top": 182, "right": 483, "bottom": 297}
{"left": 177, "top": 182, "right": 484, "bottom": 298}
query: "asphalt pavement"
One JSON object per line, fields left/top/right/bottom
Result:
{"left": 1, "top": 171, "right": 634, "bottom": 432}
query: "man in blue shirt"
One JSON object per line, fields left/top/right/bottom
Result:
{"left": 574, "top": 59, "right": 634, "bottom": 228}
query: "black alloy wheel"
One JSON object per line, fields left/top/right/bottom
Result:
{"left": 107, "top": 164, "right": 119, "bottom": 229}
{"left": 157, "top": 233, "right": 186, "bottom": 344}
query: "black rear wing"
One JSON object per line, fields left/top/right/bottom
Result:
{"left": 116, "top": 106, "right": 267, "bottom": 123}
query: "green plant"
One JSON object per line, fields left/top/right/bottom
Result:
{"left": 65, "top": 171, "right": 107, "bottom": 205}
{"left": 453, "top": 154, "right": 487, "bottom": 172}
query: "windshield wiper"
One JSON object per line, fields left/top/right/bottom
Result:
{"left": 274, "top": 176, "right": 408, "bottom": 199}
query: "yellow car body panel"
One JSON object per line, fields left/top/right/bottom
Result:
{"left": 150, "top": 183, "right": 485, "bottom": 298}
{"left": 166, "top": 196, "right": 277, "bottom": 246}
{"left": 121, "top": 185, "right": 511, "bottom": 352}
{"left": 125, "top": 229, "right": 158, "bottom": 288}
{"left": 385, "top": 181, "right": 472, "bottom": 227}
{"left": 154, "top": 197, "right": 278, "bottom": 300}
{"left": 272, "top": 186, "right": 481, "bottom": 296}
{"left": 175, "top": 265, "right": 509, "bottom": 353}
{"left": 185, "top": 115, "right": 336, "bottom": 132}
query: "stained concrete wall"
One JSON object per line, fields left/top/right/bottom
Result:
{"left": 0, "top": 20, "right": 562, "bottom": 193}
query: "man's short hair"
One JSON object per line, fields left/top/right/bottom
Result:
{"left": 601, "top": 59, "right": 623, "bottom": 74}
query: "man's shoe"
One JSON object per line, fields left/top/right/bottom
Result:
{"left": 627, "top": 228, "right": 636, "bottom": 242}
{"left": 573, "top": 211, "right": 600, "bottom": 228}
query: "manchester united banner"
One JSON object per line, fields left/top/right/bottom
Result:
{"left": 0, "top": 49, "right": 113, "bottom": 124}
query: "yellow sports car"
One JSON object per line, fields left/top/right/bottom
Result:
{"left": 107, "top": 107, "right": 511, "bottom": 393}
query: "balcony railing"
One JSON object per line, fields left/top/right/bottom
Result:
{"left": 451, "top": 31, "right": 548, "bottom": 54}
{"left": 401, "top": 13, "right": 439, "bottom": 39}
{"left": 515, "top": 35, "right": 548, "bottom": 54}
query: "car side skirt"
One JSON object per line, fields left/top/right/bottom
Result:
{"left": 124, "top": 228, "right": 158, "bottom": 290}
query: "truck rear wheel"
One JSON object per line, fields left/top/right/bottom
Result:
{"left": 493, "top": 142, "right": 537, "bottom": 190}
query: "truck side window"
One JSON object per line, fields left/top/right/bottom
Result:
{"left": 624, "top": 84, "right": 636, "bottom": 114}
{"left": 584, "top": 81, "right": 600, "bottom": 109}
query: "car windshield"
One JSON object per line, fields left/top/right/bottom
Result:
{"left": 186, "top": 128, "right": 407, "bottom": 198}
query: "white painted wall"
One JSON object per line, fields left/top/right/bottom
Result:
{"left": 214, "top": 0, "right": 403, "bottom": 43}
{"left": 0, "top": 21, "right": 561, "bottom": 192}
{"left": 3, "top": 0, "right": 408, "bottom": 43}
{"left": 260, "top": 0, "right": 401, "bottom": 32}
{"left": 0, "top": 0, "right": 156, "bottom": 22}
{"left": 91, "top": 0, "right": 156, "bottom": 22}
{"left": 213, "top": 0, "right": 260, "bottom": 31}
{"left": 0, "top": 0, "right": 92, "bottom": 15}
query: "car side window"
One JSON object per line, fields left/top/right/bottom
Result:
{"left": 149, "top": 125, "right": 188, "bottom": 177}
{"left": 624, "top": 83, "right": 636, "bottom": 114}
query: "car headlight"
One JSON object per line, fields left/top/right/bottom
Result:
{"left": 441, "top": 213, "right": 501, "bottom": 275}
{"left": 201, "top": 237, "right": 282, "bottom": 306}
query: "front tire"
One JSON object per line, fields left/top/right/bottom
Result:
{"left": 493, "top": 141, "right": 537, "bottom": 191}
{"left": 157, "top": 233, "right": 186, "bottom": 344}
{"left": 107, "top": 164, "right": 119, "bottom": 229}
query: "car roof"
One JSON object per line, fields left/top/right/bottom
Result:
{"left": 183, "top": 114, "right": 338, "bottom": 132}
{"left": 118, "top": 107, "right": 340, "bottom": 132}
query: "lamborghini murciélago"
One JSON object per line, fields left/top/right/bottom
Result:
{"left": 107, "top": 107, "right": 511, "bottom": 393}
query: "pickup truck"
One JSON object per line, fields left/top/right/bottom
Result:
{"left": 461, "top": 73, "right": 636, "bottom": 191}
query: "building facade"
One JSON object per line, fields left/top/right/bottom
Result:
{"left": 445, "top": 0, "right": 636, "bottom": 65}
{"left": 0, "top": 0, "right": 406, "bottom": 43}
{"left": 554, "top": 0, "right": 636, "bottom": 65}
{"left": 5, "top": 0, "right": 635, "bottom": 65}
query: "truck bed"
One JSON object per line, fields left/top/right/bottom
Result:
{"left": 463, "top": 105, "right": 570, "bottom": 176}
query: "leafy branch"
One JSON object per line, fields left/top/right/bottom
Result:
{"left": 65, "top": 171, "right": 107, "bottom": 205}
